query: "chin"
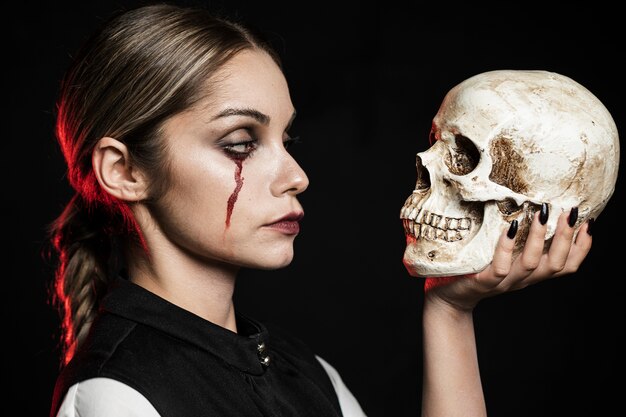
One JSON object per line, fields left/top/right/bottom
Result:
{"left": 246, "top": 248, "right": 295, "bottom": 270}
{"left": 268, "top": 254, "right": 294, "bottom": 269}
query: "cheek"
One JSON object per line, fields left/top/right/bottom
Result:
{"left": 162, "top": 151, "right": 268, "bottom": 236}
{"left": 164, "top": 156, "right": 233, "bottom": 225}
{"left": 223, "top": 156, "right": 271, "bottom": 227}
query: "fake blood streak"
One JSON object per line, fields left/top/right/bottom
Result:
{"left": 225, "top": 158, "right": 244, "bottom": 228}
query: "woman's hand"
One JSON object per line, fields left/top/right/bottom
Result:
{"left": 423, "top": 208, "right": 593, "bottom": 311}
{"left": 420, "top": 208, "right": 592, "bottom": 417}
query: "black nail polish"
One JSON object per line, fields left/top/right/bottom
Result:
{"left": 568, "top": 207, "right": 578, "bottom": 228}
{"left": 587, "top": 218, "right": 595, "bottom": 236}
{"left": 507, "top": 220, "right": 518, "bottom": 239}
{"left": 539, "top": 203, "right": 549, "bottom": 225}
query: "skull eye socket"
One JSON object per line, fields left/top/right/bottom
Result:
{"left": 445, "top": 134, "right": 480, "bottom": 175}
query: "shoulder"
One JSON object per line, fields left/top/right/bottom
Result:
{"left": 50, "top": 313, "right": 169, "bottom": 416}
{"left": 55, "top": 378, "right": 160, "bottom": 417}
{"left": 264, "top": 320, "right": 328, "bottom": 375}
{"left": 263, "top": 322, "right": 341, "bottom": 402}
{"left": 264, "top": 321, "right": 368, "bottom": 417}
{"left": 315, "top": 355, "right": 368, "bottom": 417}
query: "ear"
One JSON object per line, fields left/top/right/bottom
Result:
{"left": 92, "top": 137, "right": 148, "bottom": 202}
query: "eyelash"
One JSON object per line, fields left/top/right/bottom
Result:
{"left": 283, "top": 135, "right": 302, "bottom": 150}
{"left": 222, "top": 135, "right": 302, "bottom": 158}
{"left": 222, "top": 140, "right": 258, "bottom": 157}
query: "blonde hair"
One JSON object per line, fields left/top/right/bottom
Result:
{"left": 49, "top": 3, "right": 281, "bottom": 365}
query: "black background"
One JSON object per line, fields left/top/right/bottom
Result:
{"left": 7, "top": 2, "right": 624, "bottom": 416}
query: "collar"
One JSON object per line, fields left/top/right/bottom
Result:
{"left": 101, "top": 278, "right": 270, "bottom": 376}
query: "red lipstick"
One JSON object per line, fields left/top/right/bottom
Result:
{"left": 266, "top": 212, "right": 304, "bottom": 235}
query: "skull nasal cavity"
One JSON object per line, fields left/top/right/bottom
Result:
{"left": 445, "top": 135, "right": 480, "bottom": 175}
{"left": 415, "top": 155, "right": 431, "bottom": 189}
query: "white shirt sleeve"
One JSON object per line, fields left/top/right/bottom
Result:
{"left": 57, "top": 360, "right": 367, "bottom": 417}
{"left": 56, "top": 378, "right": 161, "bottom": 417}
{"left": 316, "top": 355, "right": 368, "bottom": 417}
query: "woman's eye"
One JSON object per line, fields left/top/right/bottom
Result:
{"left": 223, "top": 140, "right": 258, "bottom": 157}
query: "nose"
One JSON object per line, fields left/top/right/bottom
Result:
{"left": 270, "top": 147, "right": 309, "bottom": 197}
{"left": 415, "top": 154, "right": 431, "bottom": 190}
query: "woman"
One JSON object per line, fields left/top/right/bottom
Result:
{"left": 48, "top": 3, "right": 592, "bottom": 417}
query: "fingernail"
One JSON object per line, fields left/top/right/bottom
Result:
{"left": 586, "top": 218, "right": 595, "bottom": 235}
{"left": 568, "top": 207, "right": 578, "bottom": 228}
{"left": 539, "top": 203, "right": 549, "bottom": 225}
{"left": 507, "top": 220, "right": 518, "bottom": 239}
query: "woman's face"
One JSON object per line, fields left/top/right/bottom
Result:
{"left": 149, "top": 49, "right": 308, "bottom": 270}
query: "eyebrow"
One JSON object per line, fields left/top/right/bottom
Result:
{"left": 212, "top": 108, "right": 270, "bottom": 125}
{"left": 212, "top": 108, "right": 297, "bottom": 127}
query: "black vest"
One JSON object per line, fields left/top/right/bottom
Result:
{"left": 50, "top": 279, "right": 343, "bottom": 417}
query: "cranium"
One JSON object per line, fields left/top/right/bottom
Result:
{"left": 400, "top": 69, "right": 619, "bottom": 277}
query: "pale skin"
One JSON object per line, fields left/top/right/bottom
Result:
{"left": 91, "top": 49, "right": 593, "bottom": 416}
{"left": 421, "top": 212, "right": 592, "bottom": 417}
{"left": 93, "top": 50, "right": 307, "bottom": 333}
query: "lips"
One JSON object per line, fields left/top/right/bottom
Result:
{"left": 266, "top": 212, "right": 304, "bottom": 234}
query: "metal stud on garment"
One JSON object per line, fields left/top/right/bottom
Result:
{"left": 260, "top": 355, "right": 271, "bottom": 367}
{"left": 257, "top": 342, "right": 270, "bottom": 367}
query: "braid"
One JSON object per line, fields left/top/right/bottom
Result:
{"left": 48, "top": 3, "right": 282, "bottom": 367}
{"left": 50, "top": 194, "right": 113, "bottom": 364}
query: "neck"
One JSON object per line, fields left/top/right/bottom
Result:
{"left": 128, "top": 245, "right": 239, "bottom": 333}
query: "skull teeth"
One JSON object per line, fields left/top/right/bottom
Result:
{"left": 401, "top": 209, "right": 471, "bottom": 242}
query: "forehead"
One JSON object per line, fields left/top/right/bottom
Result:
{"left": 198, "top": 49, "right": 292, "bottom": 115}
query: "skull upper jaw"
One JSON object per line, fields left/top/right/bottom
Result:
{"left": 402, "top": 203, "right": 509, "bottom": 277}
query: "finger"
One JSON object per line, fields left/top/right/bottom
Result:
{"left": 513, "top": 205, "right": 549, "bottom": 274}
{"left": 518, "top": 208, "right": 582, "bottom": 285}
{"left": 554, "top": 217, "right": 593, "bottom": 277}
{"left": 475, "top": 220, "right": 517, "bottom": 288}
{"left": 544, "top": 208, "right": 578, "bottom": 273}
{"left": 503, "top": 208, "right": 549, "bottom": 290}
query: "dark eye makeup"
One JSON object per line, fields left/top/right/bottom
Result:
{"left": 222, "top": 139, "right": 258, "bottom": 158}
{"left": 219, "top": 129, "right": 301, "bottom": 160}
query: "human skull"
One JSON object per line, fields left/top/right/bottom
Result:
{"left": 400, "top": 69, "right": 619, "bottom": 277}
